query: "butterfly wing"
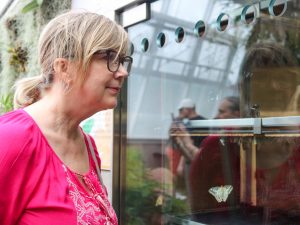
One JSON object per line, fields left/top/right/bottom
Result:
{"left": 221, "top": 185, "right": 233, "bottom": 202}
{"left": 209, "top": 186, "right": 222, "bottom": 203}
{"left": 209, "top": 185, "right": 233, "bottom": 203}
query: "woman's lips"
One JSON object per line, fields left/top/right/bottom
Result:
{"left": 107, "top": 86, "right": 120, "bottom": 94}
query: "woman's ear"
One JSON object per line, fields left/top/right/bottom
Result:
{"left": 53, "top": 58, "right": 69, "bottom": 77}
{"left": 53, "top": 58, "right": 72, "bottom": 81}
{"left": 53, "top": 58, "right": 73, "bottom": 91}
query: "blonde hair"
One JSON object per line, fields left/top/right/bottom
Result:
{"left": 14, "top": 11, "right": 129, "bottom": 109}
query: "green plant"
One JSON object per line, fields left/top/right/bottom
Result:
{"left": 0, "top": 94, "right": 13, "bottom": 114}
{"left": 22, "top": 0, "right": 44, "bottom": 13}
{"left": 0, "top": 0, "right": 71, "bottom": 105}
{"left": 125, "top": 148, "right": 189, "bottom": 225}
{"left": 8, "top": 45, "right": 28, "bottom": 73}
{"left": 125, "top": 148, "right": 159, "bottom": 225}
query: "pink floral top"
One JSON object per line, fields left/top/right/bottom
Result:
{"left": 0, "top": 109, "right": 118, "bottom": 225}
{"left": 63, "top": 163, "right": 117, "bottom": 225}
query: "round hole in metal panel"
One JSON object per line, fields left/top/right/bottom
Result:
{"left": 175, "top": 27, "right": 185, "bottom": 43}
{"left": 156, "top": 32, "right": 166, "bottom": 48}
{"left": 129, "top": 42, "right": 134, "bottom": 56}
{"left": 141, "top": 38, "right": 149, "bottom": 52}
{"left": 269, "top": 0, "right": 287, "bottom": 17}
{"left": 241, "top": 5, "right": 257, "bottom": 24}
{"left": 216, "top": 13, "right": 229, "bottom": 32}
{"left": 194, "top": 20, "right": 205, "bottom": 38}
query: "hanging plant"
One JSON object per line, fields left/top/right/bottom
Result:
{"left": 22, "top": 0, "right": 44, "bottom": 13}
{"left": 39, "top": 0, "right": 71, "bottom": 24}
{"left": 8, "top": 45, "right": 28, "bottom": 73}
{"left": 5, "top": 17, "right": 18, "bottom": 41}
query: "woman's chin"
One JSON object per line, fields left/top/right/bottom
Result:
{"left": 101, "top": 99, "right": 118, "bottom": 110}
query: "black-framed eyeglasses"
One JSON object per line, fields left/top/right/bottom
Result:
{"left": 94, "top": 50, "right": 133, "bottom": 74}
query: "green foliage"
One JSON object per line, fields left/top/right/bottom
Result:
{"left": 0, "top": 93, "right": 13, "bottom": 114}
{"left": 125, "top": 148, "right": 160, "bottom": 225}
{"left": 22, "top": 0, "right": 44, "bottom": 13}
{"left": 125, "top": 148, "right": 189, "bottom": 224}
{"left": 163, "top": 195, "right": 189, "bottom": 215}
{"left": 0, "top": 0, "right": 71, "bottom": 98}
{"left": 8, "top": 45, "right": 28, "bottom": 73}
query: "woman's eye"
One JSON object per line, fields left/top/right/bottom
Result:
{"left": 94, "top": 53, "right": 107, "bottom": 60}
{"left": 110, "top": 58, "right": 119, "bottom": 65}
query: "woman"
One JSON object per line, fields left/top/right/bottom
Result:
{"left": 239, "top": 43, "right": 300, "bottom": 222}
{"left": 0, "top": 11, "right": 132, "bottom": 225}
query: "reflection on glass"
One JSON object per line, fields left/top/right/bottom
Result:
{"left": 141, "top": 38, "right": 149, "bottom": 52}
{"left": 175, "top": 27, "right": 185, "bottom": 43}
{"left": 125, "top": 0, "right": 300, "bottom": 225}
{"left": 216, "top": 13, "right": 229, "bottom": 31}
{"left": 129, "top": 42, "right": 134, "bottom": 56}
{"left": 156, "top": 32, "right": 166, "bottom": 48}
{"left": 268, "top": 0, "right": 287, "bottom": 16}
{"left": 241, "top": 5, "right": 257, "bottom": 24}
{"left": 240, "top": 43, "right": 300, "bottom": 117}
{"left": 194, "top": 20, "right": 206, "bottom": 38}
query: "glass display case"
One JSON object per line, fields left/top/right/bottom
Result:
{"left": 119, "top": 0, "right": 300, "bottom": 224}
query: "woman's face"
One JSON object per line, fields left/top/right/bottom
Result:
{"left": 249, "top": 68, "right": 298, "bottom": 116}
{"left": 72, "top": 51, "right": 129, "bottom": 112}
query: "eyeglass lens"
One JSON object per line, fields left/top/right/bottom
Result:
{"left": 122, "top": 57, "right": 132, "bottom": 73}
{"left": 107, "top": 51, "right": 132, "bottom": 74}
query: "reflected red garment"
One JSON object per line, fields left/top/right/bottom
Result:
{"left": 166, "top": 145, "right": 182, "bottom": 176}
{"left": 190, "top": 134, "right": 300, "bottom": 215}
{"left": 189, "top": 135, "right": 240, "bottom": 212}
{"left": 0, "top": 109, "right": 117, "bottom": 225}
{"left": 255, "top": 147, "right": 300, "bottom": 213}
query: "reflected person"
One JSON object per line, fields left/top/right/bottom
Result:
{"left": 171, "top": 96, "right": 240, "bottom": 212}
{"left": 167, "top": 98, "right": 206, "bottom": 199}
{"left": 239, "top": 42, "right": 300, "bottom": 223}
{"left": 187, "top": 96, "right": 241, "bottom": 212}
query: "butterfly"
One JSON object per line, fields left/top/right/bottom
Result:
{"left": 208, "top": 185, "right": 233, "bottom": 203}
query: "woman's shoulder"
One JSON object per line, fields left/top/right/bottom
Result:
{"left": 0, "top": 109, "right": 48, "bottom": 173}
{"left": 0, "top": 109, "right": 36, "bottom": 150}
{"left": 0, "top": 109, "right": 35, "bottom": 132}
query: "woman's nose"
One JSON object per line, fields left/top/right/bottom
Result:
{"left": 114, "top": 64, "right": 129, "bottom": 78}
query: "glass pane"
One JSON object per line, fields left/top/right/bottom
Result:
{"left": 125, "top": 0, "right": 300, "bottom": 224}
